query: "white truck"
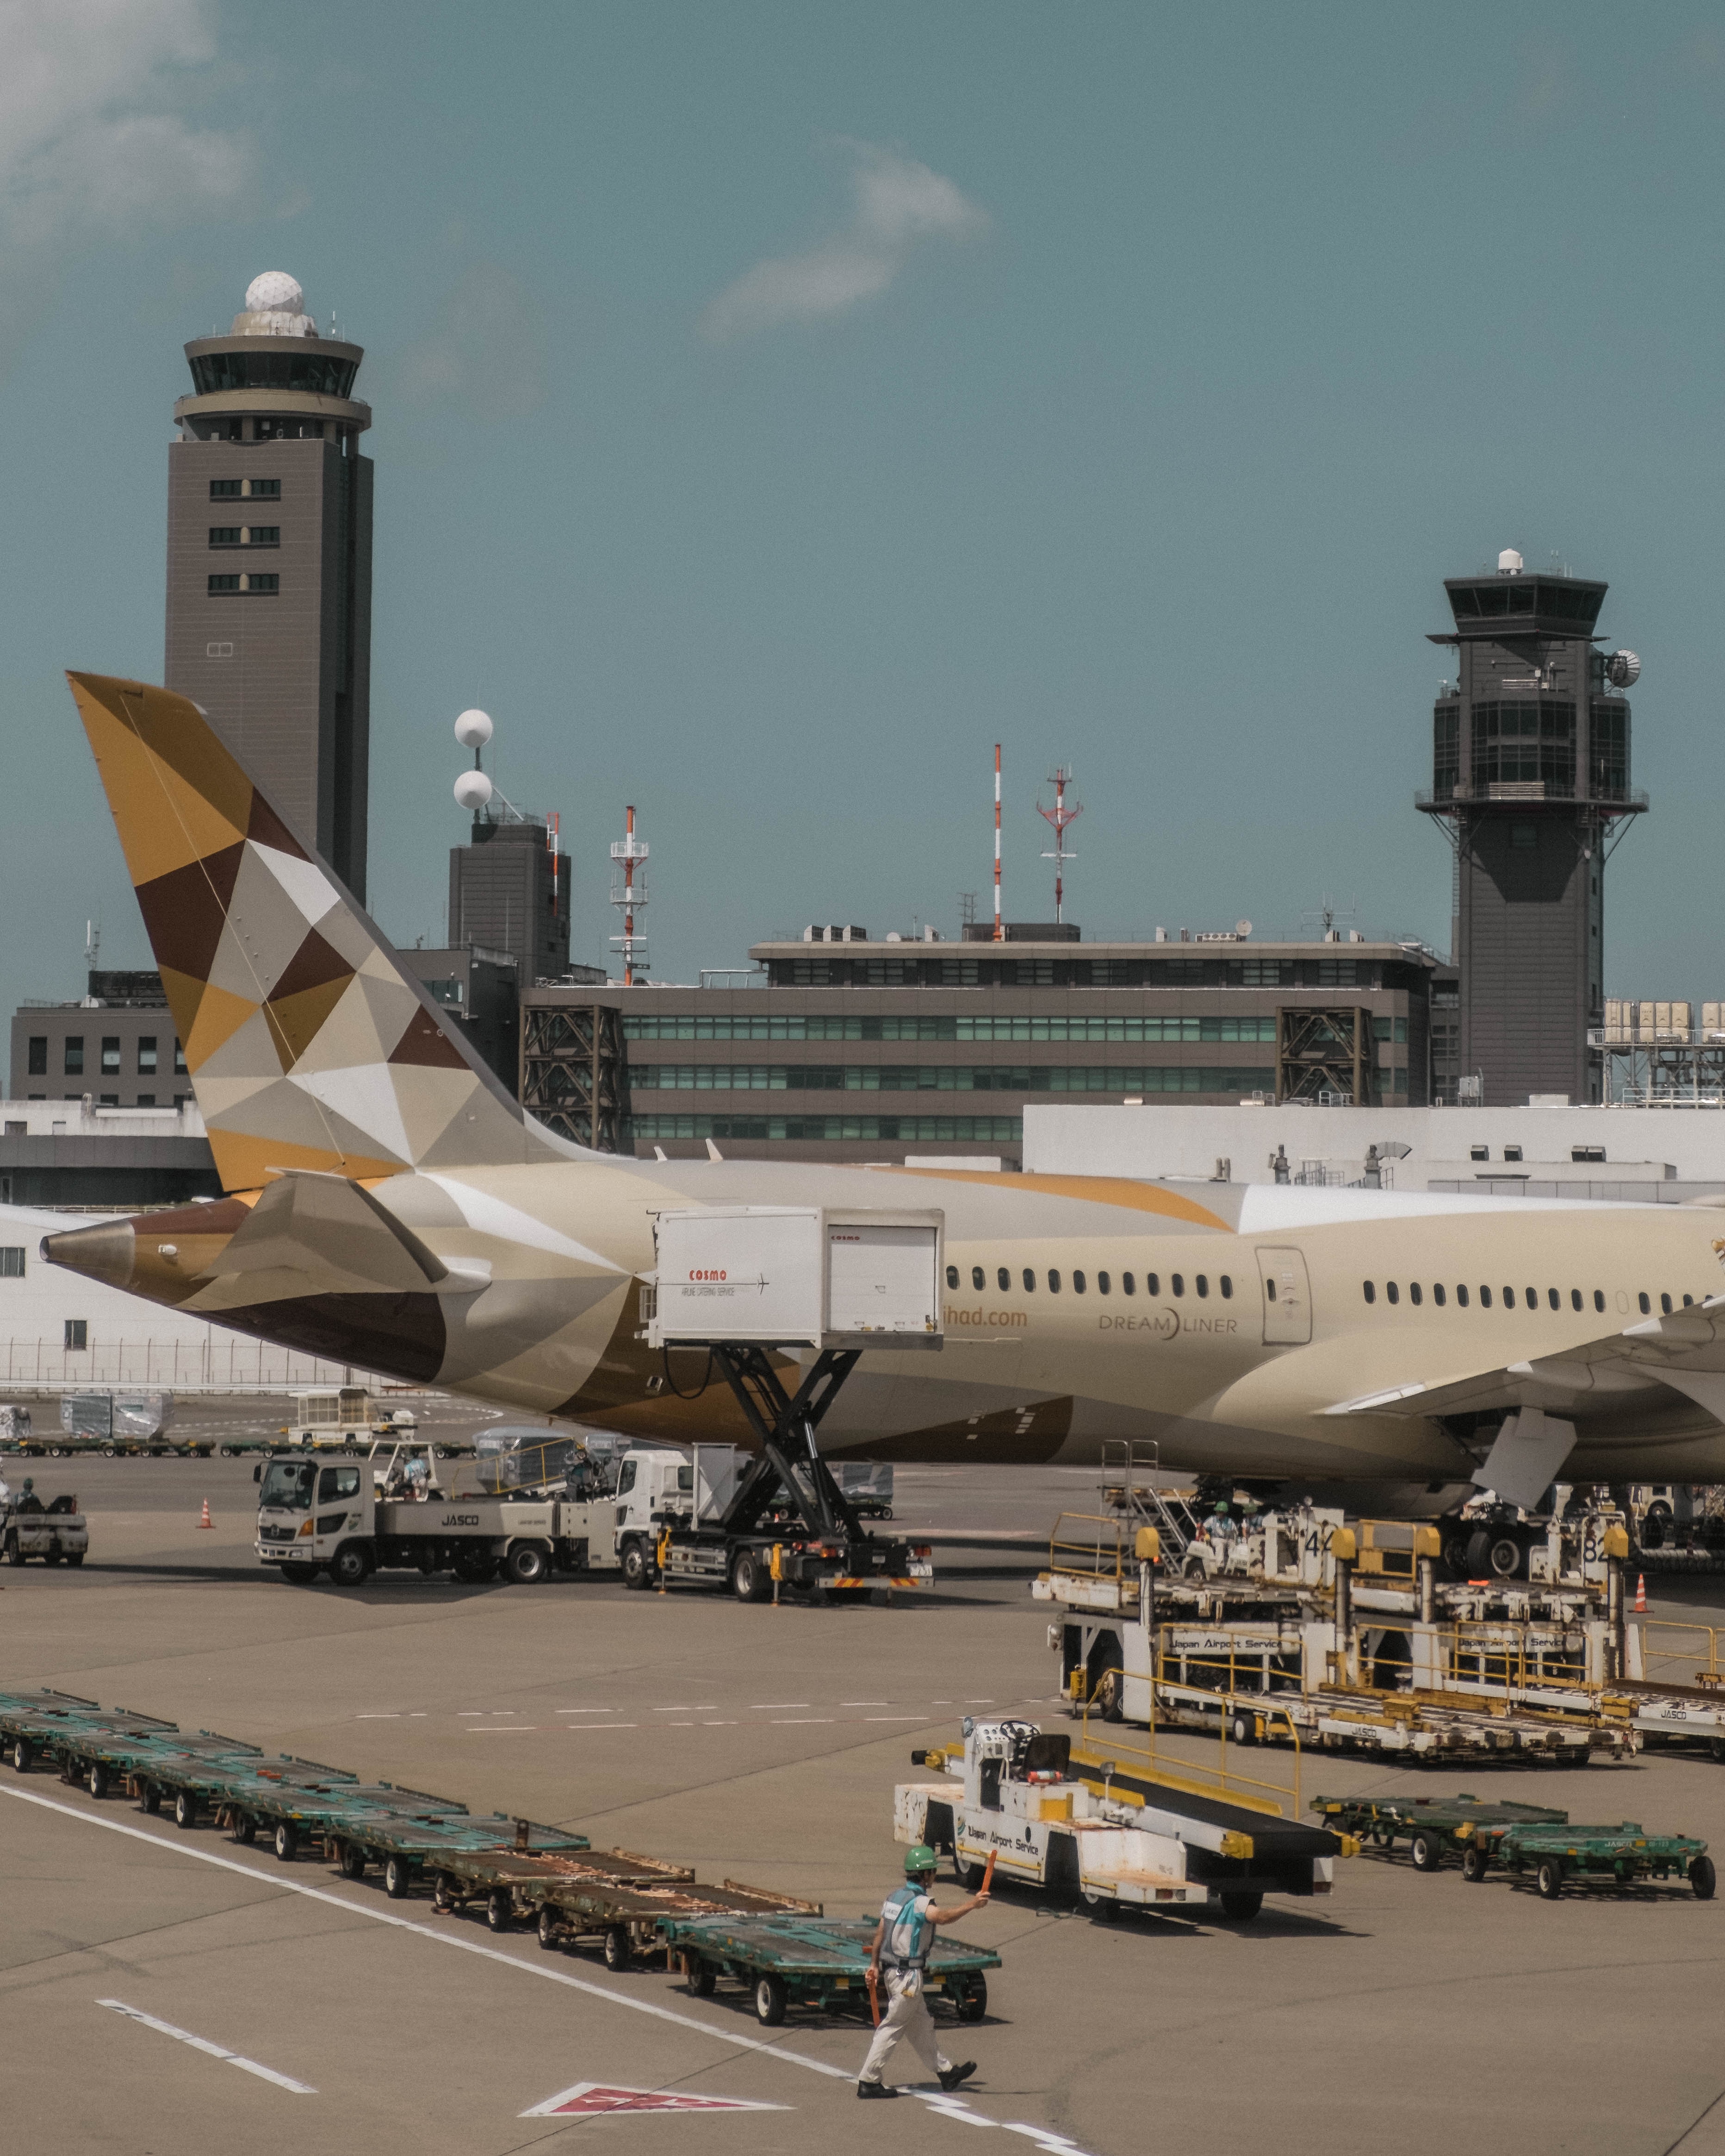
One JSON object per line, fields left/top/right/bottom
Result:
{"left": 0, "top": 1487, "right": 89, "bottom": 1567}
{"left": 254, "top": 1452, "right": 621, "bottom": 1587}
{"left": 896, "top": 1717, "right": 1341, "bottom": 1922}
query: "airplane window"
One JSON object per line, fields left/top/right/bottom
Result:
{"left": 971, "top": 1266, "right": 985, "bottom": 1291}
{"left": 998, "top": 1267, "right": 1010, "bottom": 1291}
{"left": 1145, "top": 1272, "right": 1160, "bottom": 1295}
{"left": 1546, "top": 1289, "right": 1558, "bottom": 1310}
{"left": 1571, "top": 1289, "right": 1582, "bottom": 1311}
{"left": 1479, "top": 1287, "right": 1492, "bottom": 1308}
{"left": 1220, "top": 1276, "right": 1233, "bottom": 1299}
{"left": 1073, "top": 1270, "right": 1087, "bottom": 1294}
{"left": 1195, "top": 1275, "right": 1209, "bottom": 1298}
{"left": 1098, "top": 1270, "right": 1112, "bottom": 1295}
{"left": 946, "top": 1265, "right": 959, "bottom": 1290}
{"left": 1171, "top": 1274, "right": 1185, "bottom": 1297}
{"left": 1386, "top": 1282, "right": 1400, "bottom": 1306}
{"left": 1457, "top": 1285, "right": 1470, "bottom": 1307}
{"left": 1502, "top": 1288, "right": 1516, "bottom": 1308}
{"left": 1684, "top": 1294, "right": 1695, "bottom": 1307}
{"left": 1363, "top": 1281, "right": 1376, "bottom": 1304}
{"left": 1638, "top": 1292, "right": 1651, "bottom": 1314}
{"left": 1594, "top": 1290, "right": 1606, "bottom": 1313}
{"left": 1409, "top": 1283, "right": 1423, "bottom": 1306}
{"left": 1123, "top": 1273, "right": 1136, "bottom": 1295}
{"left": 1023, "top": 1268, "right": 1036, "bottom": 1293}
{"left": 1048, "top": 1269, "right": 1062, "bottom": 1293}
{"left": 1433, "top": 1283, "right": 1447, "bottom": 1307}
{"left": 1661, "top": 1293, "right": 1673, "bottom": 1315}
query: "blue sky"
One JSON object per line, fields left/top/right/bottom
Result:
{"left": 4, "top": 0, "right": 1724, "bottom": 1016}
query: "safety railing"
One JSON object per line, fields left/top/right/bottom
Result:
{"left": 1048, "top": 1512, "right": 1140, "bottom": 1591}
{"left": 1075, "top": 1665, "right": 1302, "bottom": 1819}
{"left": 1637, "top": 1620, "right": 1725, "bottom": 1693}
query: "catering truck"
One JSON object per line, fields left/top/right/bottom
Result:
{"left": 254, "top": 1453, "right": 621, "bottom": 1587}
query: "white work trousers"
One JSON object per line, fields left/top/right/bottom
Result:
{"left": 858, "top": 1969, "right": 951, "bottom": 2086}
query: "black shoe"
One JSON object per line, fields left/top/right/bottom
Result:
{"left": 857, "top": 2081, "right": 897, "bottom": 2100}
{"left": 938, "top": 2063, "right": 977, "bottom": 2093}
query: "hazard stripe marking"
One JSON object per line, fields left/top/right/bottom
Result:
{"left": 98, "top": 1999, "right": 316, "bottom": 2094}
{"left": 521, "top": 2081, "right": 788, "bottom": 2116}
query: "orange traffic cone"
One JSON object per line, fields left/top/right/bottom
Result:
{"left": 197, "top": 1498, "right": 213, "bottom": 1530}
{"left": 1634, "top": 1573, "right": 1647, "bottom": 1613}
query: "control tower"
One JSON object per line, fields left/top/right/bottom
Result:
{"left": 164, "top": 272, "right": 373, "bottom": 901}
{"left": 1419, "top": 550, "right": 1645, "bottom": 1106}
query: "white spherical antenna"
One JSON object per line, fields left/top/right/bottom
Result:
{"left": 1607, "top": 650, "right": 1641, "bottom": 688}
{"left": 246, "top": 271, "right": 304, "bottom": 315}
{"left": 1235, "top": 919, "right": 1253, "bottom": 937}
{"left": 454, "top": 707, "right": 494, "bottom": 749}
{"left": 1497, "top": 547, "right": 1524, "bottom": 574}
{"left": 453, "top": 769, "right": 493, "bottom": 811}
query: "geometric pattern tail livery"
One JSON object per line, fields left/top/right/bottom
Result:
{"left": 66, "top": 673, "right": 563, "bottom": 1192}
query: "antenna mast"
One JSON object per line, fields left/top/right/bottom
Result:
{"left": 992, "top": 744, "right": 1003, "bottom": 942}
{"left": 1036, "top": 766, "right": 1083, "bottom": 925}
{"left": 610, "top": 805, "right": 649, "bottom": 986}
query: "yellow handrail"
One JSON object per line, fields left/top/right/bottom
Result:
{"left": 1075, "top": 1667, "right": 1301, "bottom": 1819}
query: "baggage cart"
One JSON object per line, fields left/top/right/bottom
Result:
{"left": 1461, "top": 1818, "right": 1716, "bottom": 1899}
{"left": 1310, "top": 1791, "right": 1570, "bottom": 1873}
{"left": 657, "top": 1912, "right": 999, "bottom": 2027}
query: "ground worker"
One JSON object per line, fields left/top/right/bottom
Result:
{"left": 856, "top": 1845, "right": 988, "bottom": 2100}
{"left": 1209, "top": 1498, "right": 1236, "bottom": 1543}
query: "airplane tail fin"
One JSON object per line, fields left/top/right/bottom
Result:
{"left": 65, "top": 672, "right": 569, "bottom": 1192}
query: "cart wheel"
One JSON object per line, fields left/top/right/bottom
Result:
{"left": 274, "top": 1820, "right": 299, "bottom": 1863}
{"left": 538, "top": 1904, "right": 561, "bottom": 1951}
{"left": 232, "top": 1814, "right": 256, "bottom": 1846}
{"left": 486, "top": 1888, "right": 513, "bottom": 1931}
{"left": 434, "top": 1873, "right": 457, "bottom": 1912}
{"left": 1409, "top": 1829, "right": 1443, "bottom": 1874}
{"left": 754, "top": 1974, "right": 787, "bottom": 2026}
{"left": 140, "top": 1784, "right": 159, "bottom": 1814}
{"left": 87, "top": 1761, "right": 108, "bottom": 1800}
{"left": 1461, "top": 1845, "right": 1488, "bottom": 1884}
{"left": 1535, "top": 1858, "right": 1565, "bottom": 1900}
{"left": 219, "top": 1445, "right": 235, "bottom": 1457}
{"left": 1692, "top": 1855, "right": 1717, "bottom": 1901}
{"left": 621, "top": 1540, "right": 652, "bottom": 1591}
{"left": 957, "top": 1975, "right": 988, "bottom": 2022}
{"left": 175, "top": 1789, "right": 199, "bottom": 1830}
{"left": 732, "top": 1549, "right": 772, "bottom": 1603}
{"left": 1217, "top": 1889, "right": 1263, "bottom": 1921}
{"left": 3, "top": 1534, "right": 22, "bottom": 1565}
{"left": 1229, "top": 1709, "right": 1255, "bottom": 1747}
{"left": 956, "top": 1858, "right": 987, "bottom": 1891}
{"left": 687, "top": 1960, "right": 715, "bottom": 1997}
{"left": 386, "top": 1856, "right": 412, "bottom": 1901}
{"left": 340, "top": 1841, "right": 366, "bottom": 1880}
{"left": 504, "top": 1541, "right": 548, "bottom": 1586}
{"left": 1088, "top": 1895, "right": 1122, "bottom": 1924}
{"left": 603, "top": 1925, "right": 631, "bottom": 1971}
{"left": 11, "top": 1736, "right": 30, "bottom": 1773}
{"left": 102, "top": 1441, "right": 118, "bottom": 1458}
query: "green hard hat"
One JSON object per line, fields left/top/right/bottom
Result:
{"left": 1214, "top": 1499, "right": 1229, "bottom": 1514}
{"left": 904, "top": 1844, "right": 938, "bottom": 1877}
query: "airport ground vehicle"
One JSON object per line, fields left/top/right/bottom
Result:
{"left": 1313, "top": 1793, "right": 1571, "bottom": 1871}
{"left": 1464, "top": 1817, "right": 1714, "bottom": 1898}
{"left": 0, "top": 1487, "right": 87, "bottom": 1565}
{"left": 658, "top": 1912, "right": 997, "bottom": 2026}
{"left": 898, "top": 1717, "right": 1342, "bottom": 1921}
{"left": 253, "top": 1451, "right": 621, "bottom": 1586}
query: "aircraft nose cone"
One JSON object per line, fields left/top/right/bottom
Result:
{"left": 42, "top": 1219, "right": 136, "bottom": 1289}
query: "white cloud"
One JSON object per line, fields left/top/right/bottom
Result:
{"left": 0, "top": 0, "right": 252, "bottom": 338}
{"left": 392, "top": 260, "right": 549, "bottom": 421}
{"left": 701, "top": 141, "right": 987, "bottom": 344}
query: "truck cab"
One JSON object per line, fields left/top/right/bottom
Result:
{"left": 613, "top": 1445, "right": 738, "bottom": 1589}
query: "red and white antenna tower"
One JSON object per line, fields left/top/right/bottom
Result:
{"left": 609, "top": 805, "right": 649, "bottom": 985}
{"left": 992, "top": 743, "right": 1004, "bottom": 942}
{"left": 1036, "top": 766, "right": 1082, "bottom": 925}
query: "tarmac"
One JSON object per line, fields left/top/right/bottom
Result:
{"left": 8, "top": 1443, "right": 1725, "bottom": 2155}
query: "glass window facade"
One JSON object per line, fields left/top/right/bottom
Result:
{"left": 1471, "top": 701, "right": 1575, "bottom": 792}
{"left": 188, "top": 348, "right": 359, "bottom": 397}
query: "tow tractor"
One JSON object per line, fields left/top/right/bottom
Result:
{"left": 897, "top": 1716, "right": 1344, "bottom": 1921}
{"left": 0, "top": 1486, "right": 87, "bottom": 1566}
{"left": 253, "top": 1445, "right": 621, "bottom": 1587}
{"left": 629, "top": 1205, "right": 940, "bottom": 1602}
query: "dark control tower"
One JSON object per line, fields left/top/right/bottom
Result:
{"left": 1419, "top": 549, "right": 1645, "bottom": 1106}
{"left": 164, "top": 271, "right": 373, "bottom": 901}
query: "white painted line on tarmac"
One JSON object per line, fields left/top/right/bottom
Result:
{"left": 98, "top": 1998, "right": 316, "bottom": 2094}
{"left": 866, "top": 1717, "right": 932, "bottom": 1724}
{"left": 466, "top": 1727, "right": 539, "bottom": 1733}
{"left": 843, "top": 1701, "right": 890, "bottom": 1707}
{"left": 772, "top": 1718, "right": 834, "bottom": 1725}
{"left": 566, "top": 1723, "right": 638, "bottom": 1731}
{"left": 751, "top": 1702, "right": 808, "bottom": 1709}
{"left": 8, "top": 1787, "right": 851, "bottom": 2082}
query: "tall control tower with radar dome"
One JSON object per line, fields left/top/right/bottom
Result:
{"left": 1418, "top": 549, "right": 1647, "bottom": 1106}
{"left": 164, "top": 272, "right": 373, "bottom": 901}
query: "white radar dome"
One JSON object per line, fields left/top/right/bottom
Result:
{"left": 1498, "top": 548, "right": 1524, "bottom": 574}
{"left": 454, "top": 707, "right": 494, "bottom": 749}
{"left": 453, "top": 769, "right": 494, "bottom": 811}
{"left": 246, "top": 271, "right": 304, "bottom": 315}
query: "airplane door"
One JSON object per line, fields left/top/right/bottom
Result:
{"left": 1256, "top": 1248, "right": 1312, "bottom": 1345}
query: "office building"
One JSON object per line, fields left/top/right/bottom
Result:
{"left": 449, "top": 813, "right": 572, "bottom": 985}
{"left": 164, "top": 271, "right": 373, "bottom": 899}
{"left": 524, "top": 928, "right": 1437, "bottom": 1166}
{"left": 1419, "top": 551, "right": 1647, "bottom": 1105}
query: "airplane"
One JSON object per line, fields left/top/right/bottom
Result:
{"left": 41, "top": 673, "right": 1725, "bottom": 1514}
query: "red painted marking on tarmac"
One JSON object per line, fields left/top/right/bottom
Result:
{"left": 522, "top": 2082, "right": 788, "bottom": 2117}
